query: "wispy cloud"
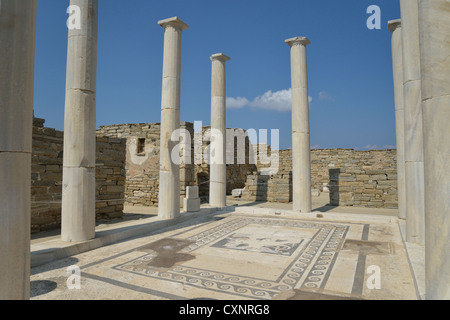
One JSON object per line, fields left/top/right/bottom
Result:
{"left": 226, "top": 97, "right": 250, "bottom": 109}
{"left": 227, "top": 88, "right": 312, "bottom": 113}
{"left": 318, "top": 91, "right": 333, "bottom": 102}
{"left": 357, "top": 144, "right": 397, "bottom": 151}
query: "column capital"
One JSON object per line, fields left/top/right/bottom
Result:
{"left": 285, "top": 37, "right": 311, "bottom": 47}
{"left": 158, "top": 16, "right": 189, "bottom": 31}
{"left": 210, "top": 53, "right": 230, "bottom": 62}
{"left": 388, "top": 19, "right": 402, "bottom": 32}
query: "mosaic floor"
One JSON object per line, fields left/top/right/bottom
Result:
{"left": 30, "top": 210, "right": 418, "bottom": 300}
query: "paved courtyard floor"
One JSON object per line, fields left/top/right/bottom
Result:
{"left": 30, "top": 195, "right": 422, "bottom": 300}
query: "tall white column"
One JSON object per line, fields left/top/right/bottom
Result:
{"left": 0, "top": 0, "right": 37, "bottom": 300}
{"left": 158, "top": 17, "right": 189, "bottom": 219}
{"left": 209, "top": 53, "right": 230, "bottom": 208}
{"left": 417, "top": 0, "right": 450, "bottom": 300}
{"left": 400, "top": 0, "right": 425, "bottom": 245}
{"left": 61, "top": 0, "right": 98, "bottom": 242}
{"left": 388, "top": 20, "right": 407, "bottom": 221}
{"left": 286, "top": 37, "right": 312, "bottom": 213}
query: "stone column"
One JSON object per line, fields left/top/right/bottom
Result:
{"left": 400, "top": 0, "right": 425, "bottom": 245}
{"left": 388, "top": 20, "right": 407, "bottom": 221}
{"left": 285, "top": 37, "right": 312, "bottom": 213}
{"left": 209, "top": 53, "right": 230, "bottom": 208}
{"left": 417, "top": 0, "right": 450, "bottom": 300}
{"left": 158, "top": 17, "right": 189, "bottom": 219}
{"left": 61, "top": 0, "right": 98, "bottom": 242}
{"left": 0, "top": 0, "right": 37, "bottom": 300}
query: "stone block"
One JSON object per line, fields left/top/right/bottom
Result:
{"left": 232, "top": 189, "right": 243, "bottom": 198}
{"left": 186, "top": 186, "right": 199, "bottom": 199}
{"left": 183, "top": 198, "right": 200, "bottom": 212}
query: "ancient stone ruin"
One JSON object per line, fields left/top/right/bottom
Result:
{"left": 0, "top": 0, "right": 448, "bottom": 301}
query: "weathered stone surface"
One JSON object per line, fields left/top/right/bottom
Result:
{"left": 0, "top": 0, "right": 36, "bottom": 300}
{"left": 388, "top": 19, "right": 407, "bottom": 221}
{"left": 418, "top": 0, "right": 450, "bottom": 300}
{"left": 286, "top": 37, "right": 312, "bottom": 213}
{"left": 61, "top": 0, "right": 99, "bottom": 242}
{"left": 158, "top": 17, "right": 189, "bottom": 220}
{"left": 30, "top": 118, "right": 126, "bottom": 234}
{"left": 400, "top": 0, "right": 425, "bottom": 245}
{"left": 242, "top": 148, "right": 398, "bottom": 209}
{"left": 209, "top": 54, "right": 230, "bottom": 208}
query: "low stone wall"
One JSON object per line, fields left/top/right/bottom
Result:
{"left": 31, "top": 118, "right": 126, "bottom": 233}
{"left": 242, "top": 148, "right": 398, "bottom": 209}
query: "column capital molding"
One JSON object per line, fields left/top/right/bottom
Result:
{"left": 285, "top": 37, "right": 311, "bottom": 48}
{"left": 210, "top": 53, "right": 230, "bottom": 62}
{"left": 388, "top": 19, "right": 402, "bottom": 32}
{"left": 158, "top": 17, "right": 189, "bottom": 31}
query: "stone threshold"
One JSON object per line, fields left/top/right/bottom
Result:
{"left": 31, "top": 205, "right": 232, "bottom": 268}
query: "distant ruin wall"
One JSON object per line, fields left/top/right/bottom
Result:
{"left": 97, "top": 123, "right": 256, "bottom": 206}
{"left": 97, "top": 122, "right": 194, "bottom": 207}
{"left": 242, "top": 148, "right": 398, "bottom": 209}
{"left": 31, "top": 118, "right": 126, "bottom": 233}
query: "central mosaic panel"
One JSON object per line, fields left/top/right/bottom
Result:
{"left": 114, "top": 216, "right": 351, "bottom": 299}
{"left": 211, "top": 225, "right": 308, "bottom": 256}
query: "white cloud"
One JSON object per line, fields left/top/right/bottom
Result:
{"left": 360, "top": 144, "right": 396, "bottom": 150}
{"left": 226, "top": 96, "right": 250, "bottom": 109}
{"left": 227, "top": 88, "right": 312, "bottom": 113}
{"left": 362, "top": 144, "right": 379, "bottom": 150}
{"left": 249, "top": 89, "right": 292, "bottom": 112}
{"left": 318, "top": 91, "right": 333, "bottom": 102}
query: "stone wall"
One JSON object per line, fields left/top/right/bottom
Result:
{"left": 97, "top": 122, "right": 196, "bottom": 207}
{"left": 31, "top": 118, "right": 126, "bottom": 233}
{"left": 97, "top": 122, "right": 163, "bottom": 207}
{"left": 242, "top": 148, "right": 398, "bottom": 209}
{"left": 97, "top": 123, "right": 256, "bottom": 206}
{"left": 194, "top": 127, "right": 257, "bottom": 199}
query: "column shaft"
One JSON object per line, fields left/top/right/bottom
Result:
{"left": 388, "top": 20, "right": 407, "bottom": 220}
{"left": 286, "top": 37, "right": 312, "bottom": 213}
{"left": 158, "top": 17, "right": 188, "bottom": 219}
{"left": 0, "top": 0, "right": 37, "bottom": 300}
{"left": 61, "top": 0, "right": 98, "bottom": 242}
{"left": 400, "top": 0, "right": 425, "bottom": 244}
{"left": 418, "top": 0, "right": 450, "bottom": 300}
{"left": 209, "top": 54, "right": 230, "bottom": 208}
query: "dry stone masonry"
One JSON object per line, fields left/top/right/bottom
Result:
{"left": 242, "top": 148, "right": 398, "bottom": 209}
{"left": 31, "top": 118, "right": 126, "bottom": 234}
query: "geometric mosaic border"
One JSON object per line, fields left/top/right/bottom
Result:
{"left": 114, "top": 217, "right": 350, "bottom": 299}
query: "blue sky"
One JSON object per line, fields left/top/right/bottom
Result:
{"left": 33, "top": 0, "right": 401, "bottom": 150}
